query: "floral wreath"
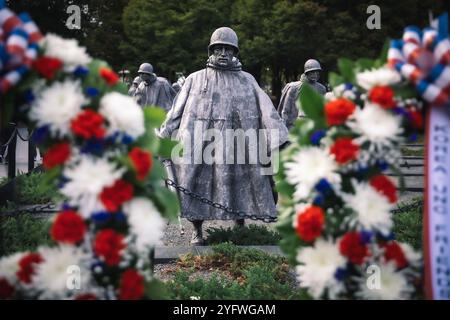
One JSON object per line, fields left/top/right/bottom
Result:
{"left": 0, "top": 3, "right": 178, "bottom": 300}
{"left": 276, "top": 39, "right": 425, "bottom": 299}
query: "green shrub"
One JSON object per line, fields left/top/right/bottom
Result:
{"left": 166, "top": 243, "right": 309, "bottom": 300}
{"left": 205, "top": 224, "right": 281, "bottom": 245}
{"left": 0, "top": 213, "right": 53, "bottom": 256}
{"left": 393, "top": 198, "right": 423, "bottom": 250}
{"left": 15, "top": 171, "right": 60, "bottom": 204}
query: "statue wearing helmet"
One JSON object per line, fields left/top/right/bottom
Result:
{"left": 278, "top": 59, "right": 327, "bottom": 130}
{"left": 133, "top": 62, "right": 177, "bottom": 111}
{"left": 128, "top": 76, "right": 142, "bottom": 96}
{"left": 158, "top": 27, "right": 288, "bottom": 245}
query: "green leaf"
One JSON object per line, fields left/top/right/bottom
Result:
{"left": 158, "top": 138, "right": 179, "bottom": 158}
{"left": 378, "top": 39, "right": 390, "bottom": 64}
{"left": 328, "top": 72, "right": 344, "bottom": 88}
{"left": 144, "top": 107, "right": 167, "bottom": 128}
{"left": 337, "top": 58, "right": 356, "bottom": 83}
{"left": 355, "top": 58, "right": 375, "bottom": 72}
{"left": 298, "top": 84, "right": 325, "bottom": 129}
{"left": 152, "top": 184, "right": 180, "bottom": 221}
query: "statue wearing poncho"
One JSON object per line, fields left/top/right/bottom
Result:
{"left": 159, "top": 27, "right": 288, "bottom": 244}
{"left": 133, "top": 62, "right": 177, "bottom": 112}
{"left": 278, "top": 59, "right": 327, "bottom": 130}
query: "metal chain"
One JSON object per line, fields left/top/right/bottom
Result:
{"left": 0, "top": 203, "right": 58, "bottom": 216}
{"left": 165, "top": 179, "right": 277, "bottom": 222}
{"left": 390, "top": 199, "right": 423, "bottom": 214}
{"left": 0, "top": 128, "right": 17, "bottom": 148}
{"left": 16, "top": 129, "right": 34, "bottom": 142}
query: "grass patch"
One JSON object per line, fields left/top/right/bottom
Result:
{"left": 0, "top": 212, "right": 53, "bottom": 256}
{"left": 165, "top": 243, "right": 309, "bottom": 300}
{"left": 393, "top": 197, "right": 423, "bottom": 250}
{"left": 205, "top": 224, "right": 281, "bottom": 246}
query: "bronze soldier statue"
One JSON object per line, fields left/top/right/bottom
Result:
{"left": 278, "top": 59, "right": 326, "bottom": 130}
{"left": 128, "top": 76, "right": 141, "bottom": 97}
{"left": 133, "top": 62, "right": 177, "bottom": 112}
{"left": 158, "top": 27, "right": 288, "bottom": 245}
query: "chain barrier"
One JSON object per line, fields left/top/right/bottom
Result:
{"left": 0, "top": 203, "right": 58, "bottom": 216}
{"left": 165, "top": 179, "right": 278, "bottom": 223}
{"left": 390, "top": 199, "right": 424, "bottom": 214}
{"left": 16, "top": 128, "right": 34, "bottom": 142}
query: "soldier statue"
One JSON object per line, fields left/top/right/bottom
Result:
{"left": 133, "top": 62, "right": 177, "bottom": 112}
{"left": 278, "top": 59, "right": 327, "bottom": 130}
{"left": 158, "top": 27, "right": 288, "bottom": 245}
{"left": 128, "top": 76, "right": 141, "bottom": 96}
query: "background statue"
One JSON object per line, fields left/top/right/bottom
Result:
{"left": 158, "top": 27, "right": 288, "bottom": 245}
{"left": 128, "top": 76, "right": 141, "bottom": 96}
{"left": 278, "top": 59, "right": 327, "bottom": 129}
{"left": 133, "top": 62, "right": 177, "bottom": 111}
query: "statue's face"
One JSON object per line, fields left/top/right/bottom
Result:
{"left": 139, "top": 73, "right": 156, "bottom": 83}
{"left": 210, "top": 44, "right": 235, "bottom": 67}
{"left": 306, "top": 71, "right": 320, "bottom": 82}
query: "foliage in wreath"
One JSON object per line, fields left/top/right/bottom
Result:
{"left": 0, "top": 4, "right": 178, "bottom": 300}
{"left": 276, "top": 43, "right": 425, "bottom": 299}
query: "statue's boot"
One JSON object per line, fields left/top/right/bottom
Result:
{"left": 190, "top": 219, "right": 204, "bottom": 245}
{"left": 234, "top": 219, "right": 245, "bottom": 228}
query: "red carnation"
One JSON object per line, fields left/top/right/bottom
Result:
{"left": 118, "top": 269, "right": 145, "bottom": 300}
{"left": 50, "top": 210, "right": 86, "bottom": 244}
{"left": 407, "top": 107, "right": 423, "bottom": 129}
{"left": 33, "top": 56, "right": 62, "bottom": 79}
{"left": 324, "top": 98, "right": 356, "bottom": 126}
{"left": 43, "top": 142, "right": 71, "bottom": 169}
{"left": 16, "top": 253, "right": 43, "bottom": 284}
{"left": 295, "top": 206, "right": 325, "bottom": 242}
{"left": 71, "top": 109, "right": 106, "bottom": 139}
{"left": 330, "top": 137, "right": 359, "bottom": 164}
{"left": 370, "top": 174, "right": 397, "bottom": 204}
{"left": 368, "top": 86, "right": 396, "bottom": 109}
{"left": 99, "top": 67, "right": 119, "bottom": 86}
{"left": 339, "top": 232, "right": 370, "bottom": 265}
{"left": 93, "top": 229, "right": 125, "bottom": 266}
{"left": 381, "top": 241, "right": 408, "bottom": 269}
{"left": 129, "top": 147, "right": 153, "bottom": 181}
{"left": 100, "top": 179, "right": 134, "bottom": 212}
{"left": 0, "top": 278, "right": 15, "bottom": 299}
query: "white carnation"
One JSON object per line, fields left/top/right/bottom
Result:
{"left": 42, "top": 34, "right": 92, "bottom": 70}
{"left": 399, "top": 242, "right": 422, "bottom": 267}
{"left": 343, "top": 180, "right": 393, "bottom": 234}
{"left": 0, "top": 252, "right": 24, "bottom": 284}
{"left": 99, "top": 92, "right": 145, "bottom": 139}
{"left": 348, "top": 103, "right": 403, "bottom": 145}
{"left": 296, "top": 239, "right": 346, "bottom": 299}
{"left": 60, "top": 155, "right": 124, "bottom": 217}
{"left": 356, "top": 67, "right": 401, "bottom": 91}
{"left": 124, "top": 197, "right": 166, "bottom": 252}
{"left": 30, "top": 80, "right": 87, "bottom": 137}
{"left": 356, "top": 262, "right": 413, "bottom": 300}
{"left": 285, "top": 147, "right": 341, "bottom": 200}
{"left": 33, "top": 245, "right": 91, "bottom": 299}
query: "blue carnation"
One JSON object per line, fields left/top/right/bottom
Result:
{"left": 73, "top": 66, "right": 89, "bottom": 77}
{"left": 315, "top": 178, "right": 332, "bottom": 194}
{"left": 334, "top": 267, "right": 348, "bottom": 281}
{"left": 360, "top": 230, "right": 373, "bottom": 244}
{"left": 310, "top": 130, "right": 326, "bottom": 146}
{"left": 32, "top": 125, "right": 49, "bottom": 144}
{"left": 86, "top": 87, "right": 100, "bottom": 97}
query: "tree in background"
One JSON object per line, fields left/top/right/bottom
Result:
{"left": 9, "top": 0, "right": 446, "bottom": 102}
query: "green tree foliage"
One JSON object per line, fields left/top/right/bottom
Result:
{"left": 7, "top": 0, "right": 446, "bottom": 100}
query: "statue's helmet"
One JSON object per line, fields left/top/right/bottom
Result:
{"left": 138, "top": 63, "right": 154, "bottom": 75}
{"left": 304, "top": 59, "right": 322, "bottom": 73}
{"left": 133, "top": 76, "right": 141, "bottom": 84}
{"left": 208, "top": 27, "right": 239, "bottom": 55}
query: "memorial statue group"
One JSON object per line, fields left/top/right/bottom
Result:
{"left": 129, "top": 27, "right": 328, "bottom": 245}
